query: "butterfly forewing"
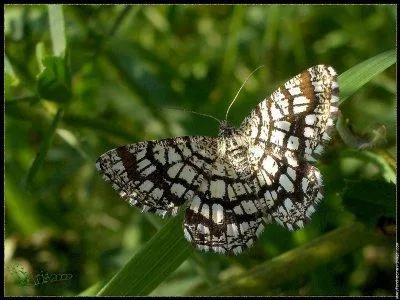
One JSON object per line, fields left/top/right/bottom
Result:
{"left": 96, "top": 136, "right": 217, "bottom": 217}
{"left": 96, "top": 64, "right": 339, "bottom": 254}
{"left": 240, "top": 65, "right": 339, "bottom": 230}
{"left": 241, "top": 64, "right": 339, "bottom": 161}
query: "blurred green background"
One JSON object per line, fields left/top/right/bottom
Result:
{"left": 4, "top": 4, "right": 396, "bottom": 296}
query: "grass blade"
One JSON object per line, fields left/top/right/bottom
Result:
{"left": 338, "top": 49, "right": 396, "bottom": 104}
{"left": 190, "top": 223, "right": 381, "bottom": 296}
{"left": 48, "top": 5, "right": 66, "bottom": 57}
{"left": 24, "top": 108, "right": 64, "bottom": 189}
{"left": 97, "top": 210, "right": 193, "bottom": 296}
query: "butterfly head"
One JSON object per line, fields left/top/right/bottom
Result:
{"left": 218, "top": 120, "right": 237, "bottom": 137}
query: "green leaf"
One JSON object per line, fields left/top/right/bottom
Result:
{"left": 97, "top": 210, "right": 193, "bottom": 296}
{"left": 37, "top": 55, "right": 72, "bottom": 103}
{"left": 338, "top": 49, "right": 396, "bottom": 104}
{"left": 48, "top": 5, "right": 66, "bottom": 57}
{"left": 342, "top": 180, "right": 396, "bottom": 228}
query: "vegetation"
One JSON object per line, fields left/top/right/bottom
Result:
{"left": 5, "top": 4, "right": 396, "bottom": 296}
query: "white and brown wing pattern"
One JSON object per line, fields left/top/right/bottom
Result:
{"left": 96, "top": 64, "right": 339, "bottom": 255}
{"left": 96, "top": 136, "right": 218, "bottom": 217}
{"left": 240, "top": 64, "right": 339, "bottom": 231}
{"left": 183, "top": 135, "right": 271, "bottom": 254}
{"left": 97, "top": 133, "right": 268, "bottom": 254}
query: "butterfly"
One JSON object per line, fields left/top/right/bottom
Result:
{"left": 96, "top": 64, "right": 339, "bottom": 255}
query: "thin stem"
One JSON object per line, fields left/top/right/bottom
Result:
{"left": 108, "top": 6, "right": 133, "bottom": 37}
{"left": 24, "top": 108, "right": 64, "bottom": 189}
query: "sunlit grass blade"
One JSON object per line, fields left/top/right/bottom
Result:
{"left": 338, "top": 49, "right": 396, "bottom": 104}
{"left": 48, "top": 5, "right": 66, "bottom": 57}
{"left": 97, "top": 210, "right": 193, "bottom": 296}
{"left": 79, "top": 279, "right": 108, "bottom": 296}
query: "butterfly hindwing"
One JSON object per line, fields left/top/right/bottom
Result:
{"left": 183, "top": 155, "right": 270, "bottom": 254}
{"left": 252, "top": 153, "right": 324, "bottom": 230}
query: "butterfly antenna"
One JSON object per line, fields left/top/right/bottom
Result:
{"left": 225, "top": 65, "right": 265, "bottom": 121}
{"left": 164, "top": 107, "right": 220, "bottom": 123}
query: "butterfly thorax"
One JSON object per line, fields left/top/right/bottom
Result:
{"left": 218, "top": 120, "right": 237, "bottom": 137}
{"left": 217, "top": 120, "right": 252, "bottom": 176}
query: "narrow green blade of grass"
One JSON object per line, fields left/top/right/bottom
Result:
{"left": 338, "top": 49, "right": 396, "bottom": 104}
{"left": 97, "top": 210, "right": 194, "bottom": 296}
{"left": 24, "top": 108, "right": 64, "bottom": 189}
{"left": 48, "top": 5, "right": 66, "bottom": 57}
{"left": 79, "top": 279, "right": 108, "bottom": 296}
{"left": 107, "top": 5, "right": 134, "bottom": 37}
{"left": 190, "top": 223, "right": 381, "bottom": 296}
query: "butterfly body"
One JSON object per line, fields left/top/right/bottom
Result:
{"left": 216, "top": 122, "right": 252, "bottom": 177}
{"left": 96, "top": 64, "right": 339, "bottom": 254}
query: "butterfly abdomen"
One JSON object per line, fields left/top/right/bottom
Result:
{"left": 217, "top": 132, "right": 252, "bottom": 177}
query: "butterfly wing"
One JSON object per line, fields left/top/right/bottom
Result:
{"left": 97, "top": 64, "right": 339, "bottom": 253}
{"left": 97, "top": 134, "right": 268, "bottom": 254}
{"left": 240, "top": 65, "right": 339, "bottom": 230}
{"left": 241, "top": 64, "right": 339, "bottom": 161}
{"left": 96, "top": 136, "right": 217, "bottom": 217}
{"left": 183, "top": 153, "right": 272, "bottom": 254}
